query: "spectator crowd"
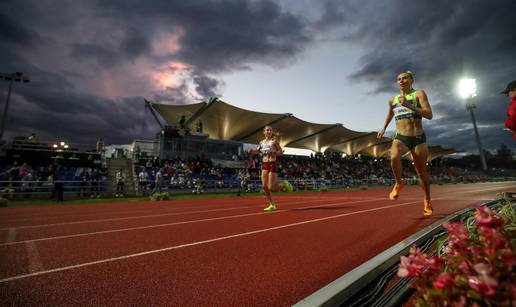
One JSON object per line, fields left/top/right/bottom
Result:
{"left": 0, "top": 151, "right": 503, "bottom": 200}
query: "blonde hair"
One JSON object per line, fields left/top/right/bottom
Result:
{"left": 263, "top": 125, "right": 274, "bottom": 136}
{"left": 263, "top": 126, "right": 278, "bottom": 141}
{"left": 399, "top": 70, "right": 414, "bottom": 81}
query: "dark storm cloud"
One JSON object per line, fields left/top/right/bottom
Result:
{"left": 2, "top": 0, "right": 512, "bottom": 153}
{"left": 0, "top": 0, "right": 310, "bottom": 144}
{"left": 315, "top": 0, "right": 516, "bottom": 151}
{"left": 0, "top": 12, "right": 39, "bottom": 46}
{"left": 71, "top": 44, "right": 121, "bottom": 67}
{"left": 193, "top": 75, "right": 221, "bottom": 98}
{"left": 97, "top": 0, "right": 310, "bottom": 72}
{"left": 71, "top": 29, "right": 152, "bottom": 66}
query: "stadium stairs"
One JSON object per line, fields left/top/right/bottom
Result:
{"left": 106, "top": 158, "right": 135, "bottom": 196}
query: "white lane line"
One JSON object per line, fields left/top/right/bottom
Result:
{"left": 1, "top": 182, "right": 508, "bottom": 230}
{"left": 0, "top": 197, "right": 269, "bottom": 223}
{"left": 25, "top": 242, "right": 44, "bottom": 273}
{"left": 0, "top": 196, "right": 363, "bottom": 231}
{"left": 0, "top": 184, "right": 506, "bottom": 283}
{"left": 0, "top": 183, "right": 505, "bottom": 238}
{"left": 0, "top": 204, "right": 264, "bottom": 231}
{"left": 0, "top": 198, "right": 422, "bottom": 283}
{"left": 0, "top": 198, "right": 385, "bottom": 246}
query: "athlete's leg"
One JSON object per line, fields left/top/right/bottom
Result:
{"left": 389, "top": 139, "right": 408, "bottom": 200}
{"left": 269, "top": 171, "right": 279, "bottom": 192}
{"left": 411, "top": 143, "right": 432, "bottom": 216}
{"left": 411, "top": 143, "right": 430, "bottom": 200}
{"left": 390, "top": 139, "right": 407, "bottom": 184}
{"left": 261, "top": 170, "right": 272, "bottom": 204}
{"left": 262, "top": 170, "right": 276, "bottom": 211}
{"left": 269, "top": 172, "right": 291, "bottom": 191}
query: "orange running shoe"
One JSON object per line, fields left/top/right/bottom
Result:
{"left": 389, "top": 182, "right": 404, "bottom": 200}
{"left": 423, "top": 199, "right": 433, "bottom": 217}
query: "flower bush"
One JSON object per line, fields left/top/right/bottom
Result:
{"left": 397, "top": 203, "right": 516, "bottom": 306}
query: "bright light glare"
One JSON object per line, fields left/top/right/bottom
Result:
{"left": 458, "top": 78, "right": 477, "bottom": 99}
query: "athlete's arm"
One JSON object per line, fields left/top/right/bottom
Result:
{"left": 402, "top": 90, "right": 433, "bottom": 120}
{"left": 274, "top": 142, "right": 283, "bottom": 157}
{"left": 273, "top": 134, "right": 283, "bottom": 157}
{"left": 378, "top": 98, "right": 394, "bottom": 138}
{"left": 247, "top": 141, "right": 262, "bottom": 156}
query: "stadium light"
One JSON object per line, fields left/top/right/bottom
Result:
{"left": 0, "top": 72, "right": 30, "bottom": 142}
{"left": 53, "top": 141, "right": 68, "bottom": 152}
{"left": 458, "top": 78, "right": 488, "bottom": 171}
{"left": 458, "top": 78, "right": 477, "bottom": 99}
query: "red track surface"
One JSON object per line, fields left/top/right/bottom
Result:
{"left": 0, "top": 182, "right": 514, "bottom": 306}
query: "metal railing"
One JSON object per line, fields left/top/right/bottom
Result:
{"left": 0, "top": 176, "right": 513, "bottom": 200}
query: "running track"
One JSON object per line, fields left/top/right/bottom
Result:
{"left": 0, "top": 182, "right": 514, "bottom": 306}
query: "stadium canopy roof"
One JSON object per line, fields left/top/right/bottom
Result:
{"left": 149, "top": 98, "right": 455, "bottom": 160}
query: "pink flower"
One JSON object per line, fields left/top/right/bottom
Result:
{"left": 467, "top": 246, "right": 482, "bottom": 256}
{"left": 397, "top": 246, "right": 427, "bottom": 278}
{"left": 398, "top": 255, "right": 425, "bottom": 277}
{"left": 433, "top": 272, "right": 455, "bottom": 289}
{"left": 425, "top": 256, "right": 442, "bottom": 270}
{"left": 443, "top": 222, "right": 469, "bottom": 246}
{"left": 468, "top": 275, "right": 498, "bottom": 296}
{"left": 481, "top": 227, "right": 509, "bottom": 249}
{"left": 458, "top": 260, "right": 471, "bottom": 274}
{"left": 397, "top": 256, "right": 411, "bottom": 278}
{"left": 475, "top": 205, "right": 504, "bottom": 228}
{"left": 473, "top": 263, "right": 492, "bottom": 275}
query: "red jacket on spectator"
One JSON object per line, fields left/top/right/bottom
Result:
{"left": 506, "top": 97, "right": 516, "bottom": 139}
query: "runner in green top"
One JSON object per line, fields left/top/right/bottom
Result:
{"left": 377, "top": 71, "right": 434, "bottom": 216}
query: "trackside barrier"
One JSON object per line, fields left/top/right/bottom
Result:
{"left": 1, "top": 177, "right": 514, "bottom": 200}
{"left": 293, "top": 197, "right": 511, "bottom": 307}
{"left": 0, "top": 180, "right": 107, "bottom": 199}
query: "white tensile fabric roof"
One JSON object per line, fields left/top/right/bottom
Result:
{"left": 150, "top": 99, "right": 455, "bottom": 161}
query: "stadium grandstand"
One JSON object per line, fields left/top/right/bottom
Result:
{"left": 1, "top": 97, "right": 512, "bottom": 201}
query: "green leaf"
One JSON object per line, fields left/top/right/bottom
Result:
{"left": 466, "top": 290, "right": 483, "bottom": 300}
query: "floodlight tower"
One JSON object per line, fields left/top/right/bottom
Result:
{"left": 0, "top": 72, "right": 30, "bottom": 142}
{"left": 458, "top": 78, "right": 487, "bottom": 171}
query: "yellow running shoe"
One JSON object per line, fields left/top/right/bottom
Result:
{"left": 389, "top": 182, "right": 404, "bottom": 200}
{"left": 263, "top": 203, "right": 277, "bottom": 211}
{"left": 283, "top": 180, "right": 294, "bottom": 192}
{"left": 423, "top": 199, "right": 433, "bottom": 217}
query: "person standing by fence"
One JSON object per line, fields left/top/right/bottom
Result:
{"left": 115, "top": 169, "right": 125, "bottom": 197}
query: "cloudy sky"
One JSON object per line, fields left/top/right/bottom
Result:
{"left": 1, "top": 0, "right": 515, "bottom": 153}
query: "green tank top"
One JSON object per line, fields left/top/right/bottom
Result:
{"left": 391, "top": 89, "right": 421, "bottom": 121}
